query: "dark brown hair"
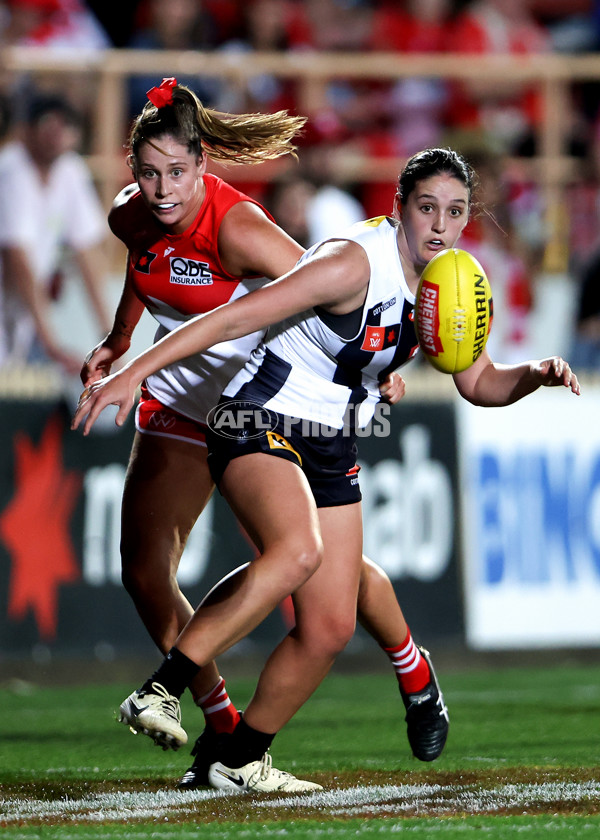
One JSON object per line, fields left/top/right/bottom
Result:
{"left": 397, "top": 148, "right": 478, "bottom": 207}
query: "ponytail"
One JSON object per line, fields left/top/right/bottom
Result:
{"left": 129, "top": 81, "right": 306, "bottom": 165}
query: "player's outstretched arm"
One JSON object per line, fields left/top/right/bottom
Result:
{"left": 72, "top": 240, "right": 370, "bottom": 435}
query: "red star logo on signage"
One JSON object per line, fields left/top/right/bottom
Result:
{"left": 0, "top": 415, "right": 81, "bottom": 640}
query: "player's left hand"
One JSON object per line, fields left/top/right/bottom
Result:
{"left": 379, "top": 371, "right": 406, "bottom": 404}
{"left": 71, "top": 366, "right": 138, "bottom": 435}
{"left": 532, "top": 356, "right": 581, "bottom": 394}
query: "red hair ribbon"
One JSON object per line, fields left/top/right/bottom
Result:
{"left": 146, "top": 77, "right": 177, "bottom": 108}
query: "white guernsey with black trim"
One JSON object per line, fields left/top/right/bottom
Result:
{"left": 222, "top": 216, "right": 420, "bottom": 432}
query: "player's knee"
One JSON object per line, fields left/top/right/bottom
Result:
{"left": 327, "top": 615, "right": 356, "bottom": 654}
{"left": 287, "top": 537, "right": 323, "bottom": 587}
{"left": 120, "top": 553, "right": 162, "bottom": 599}
{"left": 307, "top": 612, "right": 355, "bottom": 656}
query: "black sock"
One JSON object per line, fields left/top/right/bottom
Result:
{"left": 140, "top": 647, "right": 200, "bottom": 699}
{"left": 218, "top": 717, "right": 275, "bottom": 768}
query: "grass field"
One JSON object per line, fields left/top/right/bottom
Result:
{"left": 1, "top": 659, "right": 600, "bottom": 838}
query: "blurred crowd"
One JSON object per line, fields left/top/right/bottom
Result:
{"left": 2, "top": 0, "right": 600, "bottom": 372}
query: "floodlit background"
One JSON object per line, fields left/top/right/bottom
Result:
{"left": 1, "top": 0, "right": 600, "bottom": 674}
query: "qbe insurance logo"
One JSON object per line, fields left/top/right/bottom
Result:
{"left": 207, "top": 400, "right": 279, "bottom": 439}
{"left": 169, "top": 256, "right": 213, "bottom": 285}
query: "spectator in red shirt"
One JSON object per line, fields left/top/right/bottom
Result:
{"left": 361, "top": 0, "right": 454, "bottom": 216}
{"left": 448, "top": 0, "right": 551, "bottom": 154}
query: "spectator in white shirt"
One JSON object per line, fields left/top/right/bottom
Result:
{"left": 0, "top": 93, "right": 111, "bottom": 373}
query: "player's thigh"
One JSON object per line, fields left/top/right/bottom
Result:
{"left": 219, "top": 453, "right": 322, "bottom": 557}
{"left": 121, "top": 431, "right": 215, "bottom": 561}
{"left": 293, "top": 502, "right": 363, "bottom": 631}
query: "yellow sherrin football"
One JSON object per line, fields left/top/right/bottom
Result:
{"left": 415, "top": 248, "right": 493, "bottom": 374}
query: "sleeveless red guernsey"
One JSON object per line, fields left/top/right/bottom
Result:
{"left": 109, "top": 173, "right": 271, "bottom": 424}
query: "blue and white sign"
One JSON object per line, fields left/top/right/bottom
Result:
{"left": 459, "top": 388, "right": 600, "bottom": 649}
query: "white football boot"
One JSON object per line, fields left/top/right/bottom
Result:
{"left": 208, "top": 752, "right": 323, "bottom": 793}
{"left": 118, "top": 681, "right": 188, "bottom": 750}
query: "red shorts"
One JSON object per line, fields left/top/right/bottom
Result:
{"left": 135, "top": 385, "right": 208, "bottom": 447}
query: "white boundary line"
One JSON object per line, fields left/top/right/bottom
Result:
{"left": 2, "top": 781, "right": 600, "bottom": 824}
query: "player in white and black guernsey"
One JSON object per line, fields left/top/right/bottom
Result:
{"left": 222, "top": 215, "right": 419, "bottom": 434}
{"left": 207, "top": 215, "right": 420, "bottom": 507}
{"left": 76, "top": 148, "right": 579, "bottom": 793}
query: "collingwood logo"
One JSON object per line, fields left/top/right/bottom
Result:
{"left": 169, "top": 257, "right": 213, "bottom": 285}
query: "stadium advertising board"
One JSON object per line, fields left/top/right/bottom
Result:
{"left": 357, "top": 401, "right": 463, "bottom": 644}
{"left": 459, "top": 388, "right": 600, "bottom": 649}
{"left": 0, "top": 397, "right": 463, "bottom": 659}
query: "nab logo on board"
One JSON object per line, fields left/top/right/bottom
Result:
{"left": 360, "top": 423, "right": 454, "bottom": 582}
{"left": 169, "top": 257, "right": 213, "bottom": 285}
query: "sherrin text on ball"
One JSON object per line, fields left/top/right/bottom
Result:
{"left": 415, "top": 248, "right": 493, "bottom": 374}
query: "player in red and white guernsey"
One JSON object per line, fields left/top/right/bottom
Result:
{"left": 77, "top": 142, "right": 580, "bottom": 793}
{"left": 109, "top": 172, "right": 271, "bottom": 430}
{"left": 80, "top": 81, "right": 448, "bottom": 792}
